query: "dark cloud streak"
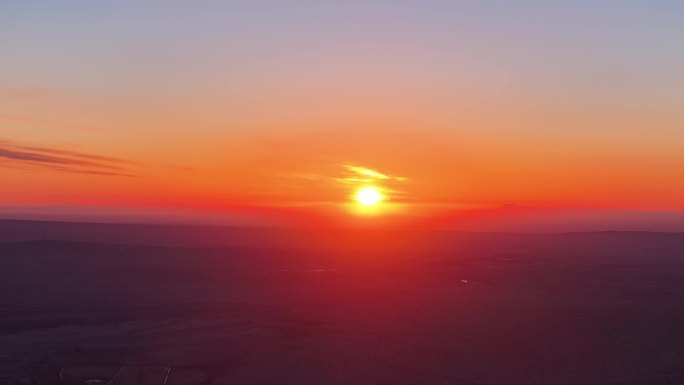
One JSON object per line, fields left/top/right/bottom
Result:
{"left": 0, "top": 139, "right": 136, "bottom": 177}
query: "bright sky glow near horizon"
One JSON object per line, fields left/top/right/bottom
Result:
{"left": 2, "top": 1, "right": 684, "bottom": 225}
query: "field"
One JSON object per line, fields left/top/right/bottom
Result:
{"left": 2, "top": 221, "right": 684, "bottom": 384}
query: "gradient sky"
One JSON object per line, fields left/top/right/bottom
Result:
{"left": 2, "top": 1, "right": 684, "bottom": 223}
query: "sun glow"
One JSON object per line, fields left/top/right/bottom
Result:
{"left": 356, "top": 186, "right": 383, "bottom": 206}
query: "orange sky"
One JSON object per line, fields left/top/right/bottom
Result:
{"left": 2, "top": 1, "right": 684, "bottom": 224}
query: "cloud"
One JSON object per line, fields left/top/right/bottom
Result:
{"left": 338, "top": 165, "right": 408, "bottom": 185}
{"left": 289, "top": 165, "right": 407, "bottom": 187}
{"left": 287, "top": 164, "right": 408, "bottom": 196}
{"left": 0, "top": 139, "right": 136, "bottom": 177}
{"left": 344, "top": 165, "right": 391, "bottom": 180}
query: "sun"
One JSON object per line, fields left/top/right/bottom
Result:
{"left": 356, "top": 186, "right": 383, "bottom": 206}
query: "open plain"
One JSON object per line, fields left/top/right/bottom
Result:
{"left": 2, "top": 221, "right": 684, "bottom": 385}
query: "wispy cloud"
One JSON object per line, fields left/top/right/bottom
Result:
{"left": 345, "top": 165, "right": 391, "bottom": 180}
{"left": 287, "top": 164, "right": 408, "bottom": 202}
{"left": 338, "top": 165, "right": 408, "bottom": 185}
{"left": 0, "top": 139, "right": 136, "bottom": 177}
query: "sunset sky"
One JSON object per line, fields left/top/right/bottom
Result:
{"left": 2, "top": 1, "right": 683, "bottom": 226}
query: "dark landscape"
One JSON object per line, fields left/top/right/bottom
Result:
{"left": 2, "top": 220, "right": 684, "bottom": 385}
